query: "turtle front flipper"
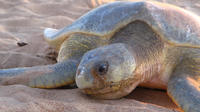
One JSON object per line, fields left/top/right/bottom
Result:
{"left": 0, "top": 33, "right": 107, "bottom": 88}
{"left": 167, "top": 55, "right": 200, "bottom": 112}
{"left": 29, "top": 60, "right": 78, "bottom": 88}
{"left": 0, "top": 60, "right": 78, "bottom": 88}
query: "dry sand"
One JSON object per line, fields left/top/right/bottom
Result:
{"left": 0, "top": 0, "right": 200, "bottom": 111}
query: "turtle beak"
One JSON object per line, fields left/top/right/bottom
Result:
{"left": 76, "top": 67, "right": 94, "bottom": 89}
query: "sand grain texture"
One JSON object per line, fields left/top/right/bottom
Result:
{"left": 1, "top": 0, "right": 200, "bottom": 112}
{"left": 0, "top": 85, "right": 178, "bottom": 112}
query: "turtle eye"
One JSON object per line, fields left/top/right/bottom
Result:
{"left": 97, "top": 62, "right": 109, "bottom": 75}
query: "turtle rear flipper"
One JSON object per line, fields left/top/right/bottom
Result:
{"left": 0, "top": 60, "right": 78, "bottom": 88}
{"left": 167, "top": 56, "right": 200, "bottom": 112}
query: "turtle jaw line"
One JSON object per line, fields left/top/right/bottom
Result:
{"left": 82, "top": 84, "right": 121, "bottom": 95}
{"left": 81, "top": 78, "right": 140, "bottom": 99}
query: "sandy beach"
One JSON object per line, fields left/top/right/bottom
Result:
{"left": 0, "top": 0, "right": 200, "bottom": 111}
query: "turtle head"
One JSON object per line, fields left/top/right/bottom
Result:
{"left": 76, "top": 43, "right": 140, "bottom": 99}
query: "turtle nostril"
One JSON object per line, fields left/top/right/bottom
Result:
{"left": 77, "top": 68, "right": 81, "bottom": 76}
{"left": 76, "top": 67, "right": 94, "bottom": 89}
{"left": 76, "top": 67, "right": 87, "bottom": 76}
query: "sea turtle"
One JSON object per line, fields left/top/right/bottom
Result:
{"left": 0, "top": 1, "right": 200, "bottom": 112}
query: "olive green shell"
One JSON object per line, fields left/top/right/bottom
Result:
{"left": 44, "top": 1, "right": 200, "bottom": 52}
